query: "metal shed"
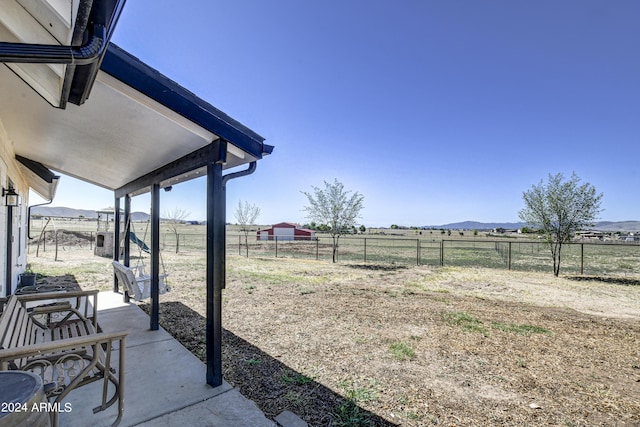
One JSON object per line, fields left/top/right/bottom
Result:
{"left": 258, "top": 222, "right": 316, "bottom": 241}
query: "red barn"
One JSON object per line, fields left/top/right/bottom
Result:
{"left": 257, "top": 222, "right": 315, "bottom": 241}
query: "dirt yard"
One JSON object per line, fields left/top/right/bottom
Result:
{"left": 30, "top": 247, "right": 640, "bottom": 426}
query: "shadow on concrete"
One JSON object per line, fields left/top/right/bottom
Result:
{"left": 140, "top": 301, "right": 398, "bottom": 427}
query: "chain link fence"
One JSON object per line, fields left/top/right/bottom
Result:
{"left": 227, "top": 234, "right": 640, "bottom": 277}
{"left": 28, "top": 229, "right": 640, "bottom": 277}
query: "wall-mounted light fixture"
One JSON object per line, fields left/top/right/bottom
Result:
{"left": 2, "top": 187, "right": 20, "bottom": 207}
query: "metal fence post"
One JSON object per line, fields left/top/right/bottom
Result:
{"left": 580, "top": 243, "right": 584, "bottom": 275}
{"left": 440, "top": 240, "right": 444, "bottom": 266}
{"left": 364, "top": 238, "right": 367, "bottom": 263}
{"left": 275, "top": 235, "right": 278, "bottom": 258}
{"left": 508, "top": 241, "right": 512, "bottom": 270}
{"left": 316, "top": 237, "right": 319, "bottom": 260}
{"left": 54, "top": 229, "right": 58, "bottom": 261}
{"left": 416, "top": 239, "right": 420, "bottom": 265}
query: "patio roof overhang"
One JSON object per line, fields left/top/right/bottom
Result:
{"left": 0, "top": 43, "right": 272, "bottom": 194}
{"left": 1, "top": 6, "right": 272, "bottom": 389}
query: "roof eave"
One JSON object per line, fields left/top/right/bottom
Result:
{"left": 16, "top": 155, "right": 61, "bottom": 201}
{"left": 0, "top": 0, "right": 127, "bottom": 108}
{"left": 66, "top": 0, "right": 128, "bottom": 106}
{"left": 100, "top": 44, "right": 267, "bottom": 160}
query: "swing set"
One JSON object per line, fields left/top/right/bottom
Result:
{"left": 113, "top": 218, "right": 170, "bottom": 301}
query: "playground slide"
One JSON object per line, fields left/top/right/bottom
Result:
{"left": 129, "top": 231, "right": 150, "bottom": 253}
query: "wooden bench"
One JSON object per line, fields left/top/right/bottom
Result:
{"left": 112, "top": 261, "right": 169, "bottom": 301}
{"left": 0, "top": 291, "right": 128, "bottom": 427}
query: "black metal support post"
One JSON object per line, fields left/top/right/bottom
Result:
{"left": 124, "top": 195, "right": 131, "bottom": 266}
{"left": 123, "top": 195, "right": 131, "bottom": 303}
{"left": 206, "top": 159, "right": 224, "bottom": 387}
{"left": 5, "top": 206, "right": 13, "bottom": 295}
{"left": 203, "top": 146, "right": 256, "bottom": 387}
{"left": 150, "top": 183, "right": 160, "bottom": 331}
{"left": 113, "top": 197, "right": 120, "bottom": 293}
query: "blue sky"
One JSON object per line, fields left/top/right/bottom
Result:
{"left": 42, "top": 1, "right": 639, "bottom": 226}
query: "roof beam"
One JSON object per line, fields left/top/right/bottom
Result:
{"left": 114, "top": 139, "right": 227, "bottom": 199}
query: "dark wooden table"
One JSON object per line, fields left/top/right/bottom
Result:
{"left": 0, "top": 371, "right": 50, "bottom": 426}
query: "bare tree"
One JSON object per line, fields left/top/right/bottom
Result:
{"left": 302, "top": 179, "right": 364, "bottom": 263}
{"left": 519, "top": 172, "right": 603, "bottom": 276}
{"left": 234, "top": 201, "right": 261, "bottom": 257}
{"left": 163, "top": 208, "right": 190, "bottom": 253}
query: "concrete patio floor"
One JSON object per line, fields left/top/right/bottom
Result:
{"left": 58, "top": 291, "right": 275, "bottom": 427}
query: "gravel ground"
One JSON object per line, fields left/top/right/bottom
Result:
{"left": 31, "top": 247, "right": 640, "bottom": 426}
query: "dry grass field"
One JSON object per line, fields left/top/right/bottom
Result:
{"left": 29, "top": 245, "right": 640, "bottom": 426}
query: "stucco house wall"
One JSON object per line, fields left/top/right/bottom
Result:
{"left": 0, "top": 121, "right": 30, "bottom": 295}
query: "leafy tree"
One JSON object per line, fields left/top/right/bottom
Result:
{"left": 520, "top": 226, "right": 539, "bottom": 234}
{"left": 359, "top": 225, "right": 366, "bottom": 234}
{"left": 234, "top": 200, "right": 261, "bottom": 257}
{"left": 519, "top": 172, "right": 603, "bottom": 276}
{"left": 302, "top": 179, "right": 364, "bottom": 263}
{"left": 163, "top": 208, "right": 190, "bottom": 253}
{"left": 316, "top": 223, "right": 330, "bottom": 232}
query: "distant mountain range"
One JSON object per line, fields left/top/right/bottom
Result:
{"left": 31, "top": 206, "right": 150, "bottom": 222}
{"left": 427, "top": 221, "right": 526, "bottom": 231}
{"left": 587, "top": 221, "right": 640, "bottom": 232}
{"left": 427, "top": 220, "right": 640, "bottom": 232}
{"left": 31, "top": 207, "right": 640, "bottom": 232}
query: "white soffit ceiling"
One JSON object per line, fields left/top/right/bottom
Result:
{"left": 0, "top": 65, "right": 252, "bottom": 191}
